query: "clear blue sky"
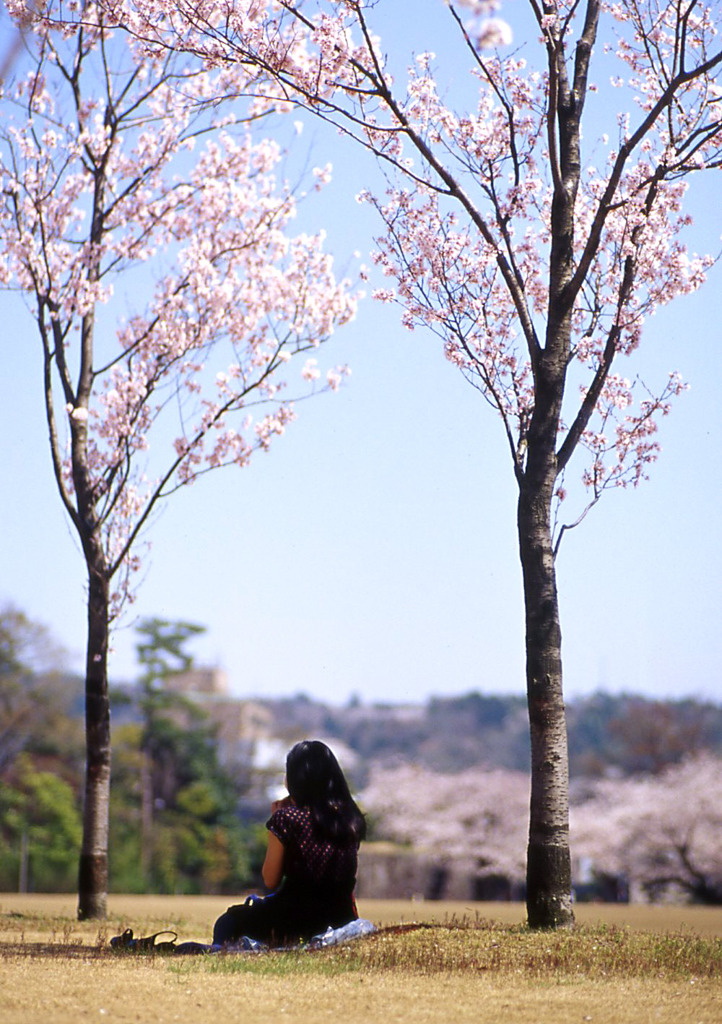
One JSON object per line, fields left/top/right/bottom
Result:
{"left": 1, "top": 3, "right": 720, "bottom": 707}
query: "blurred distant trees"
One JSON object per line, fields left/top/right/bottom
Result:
{"left": 109, "top": 617, "right": 257, "bottom": 894}
{"left": 361, "top": 763, "right": 530, "bottom": 891}
{"left": 0, "top": 605, "right": 84, "bottom": 890}
{"left": 0, "top": 754, "right": 82, "bottom": 892}
{"left": 109, "top": 720, "right": 256, "bottom": 894}
{"left": 571, "top": 755, "right": 722, "bottom": 904}
{"left": 0, "top": 608, "right": 260, "bottom": 894}
{"left": 0, "top": 605, "right": 84, "bottom": 777}
{"left": 566, "top": 694, "right": 720, "bottom": 778}
{"left": 361, "top": 753, "right": 722, "bottom": 905}
{"left": 272, "top": 690, "right": 722, "bottom": 779}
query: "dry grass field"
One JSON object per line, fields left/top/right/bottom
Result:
{"left": 1, "top": 894, "right": 720, "bottom": 1024}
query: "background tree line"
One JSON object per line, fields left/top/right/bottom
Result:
{"left": 262, "top": 689, "right": 722, "bottom": 780}
{"left": 2, "top": 604, "right": 721, "bottom": 900}
{"left": 0, "top": 607, "right": 264, "bottom": 895}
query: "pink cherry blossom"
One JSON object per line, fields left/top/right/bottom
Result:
{"left": 571, "top": 755, "right": 722, "bottom": 902}
{"left": 362, "top": 762, "right": 530, "bottom": 882}
{"left": 0, "top": 5, "right": 356, "bottom": 617}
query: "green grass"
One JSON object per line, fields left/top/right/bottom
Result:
{"left": 171, "top": 918, "right": 720, "bottom": 981}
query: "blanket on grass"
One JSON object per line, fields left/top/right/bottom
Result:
{"left": 110, "top": 917, "right": 377, "bottom": 955}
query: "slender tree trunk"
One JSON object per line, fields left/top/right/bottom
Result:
{"left": 518, "top": 476, "right": 573, "bottom": 929}
{"left": 77, "top": 557, "right": 111, "bottom": 920}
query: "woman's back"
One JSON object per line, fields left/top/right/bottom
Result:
{"left": 267, "top": 803, "right": 359, "bottom": 891}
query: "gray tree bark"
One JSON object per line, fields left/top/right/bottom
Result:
{"left": 77, "top": 560, "right": 111, "bottom": 920}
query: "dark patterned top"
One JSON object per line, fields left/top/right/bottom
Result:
{"left": 266, "top": 804, "right": 359, "bottom": 892}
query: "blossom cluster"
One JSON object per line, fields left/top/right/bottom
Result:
{"left": 361, "top": 762, "right": 530, "bottom": 880}
{"left": 0, "top": 4, "right": 356, "bottom": 610}
{"left": 343, "top": 2, "right": 718, "bottom": 527}
{"left": 571, "top": 754, "right": 722, "bottom": 901}
{"left": 362, "top": 753, "right": 722, "bottom": 900}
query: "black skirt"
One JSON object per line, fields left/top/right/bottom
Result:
{"left": 212, "top": 879, "right": 357, "bottom": 947}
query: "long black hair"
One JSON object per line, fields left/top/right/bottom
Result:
{"left": 285, "top": 740, "right": 366, "bottom": 844}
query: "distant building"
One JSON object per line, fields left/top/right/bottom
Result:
{"left": 164, "top": 669, "right": 274, "bottom": 786}
{"left": 164, "top": 667, "right": 230, "bottom": 697}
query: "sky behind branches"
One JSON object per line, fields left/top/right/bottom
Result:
{"left": 1, "top": 2, "right": 720, "bottom": 706}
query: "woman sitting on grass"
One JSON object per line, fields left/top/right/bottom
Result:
{"left": 213, "top": 739, "right": 366, "bottom": 948}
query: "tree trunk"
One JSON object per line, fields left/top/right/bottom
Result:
{"left": 518, "top": 480, "right": 574, "bottom": 929}
{"left": 77, "top": 559, "right": 111, "bottom": 920}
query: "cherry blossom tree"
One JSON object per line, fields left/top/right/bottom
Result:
{"left": 99, "top": 0, "right": 721, "bottom": 927}
{"left": 0, "top": 2, "right": 355, "bottom": 918}
{"left": 362, "top": 762, "right": 530, "bottom": 887}
{"left": 571, "top": 755, "right": 722, "bottom": 903}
